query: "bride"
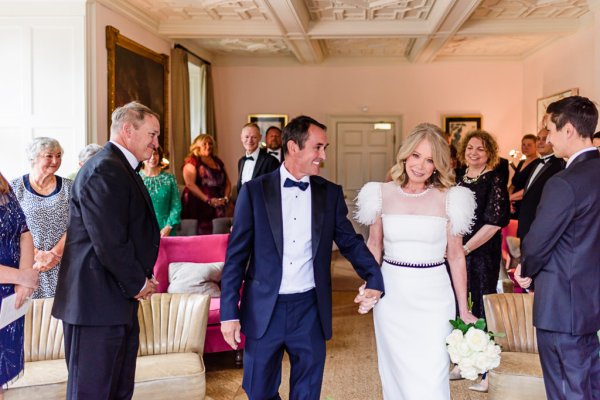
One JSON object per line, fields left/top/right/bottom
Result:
{"left": 355, "top": 123, "right": 478, "bottom": 399}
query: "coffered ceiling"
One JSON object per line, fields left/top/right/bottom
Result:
{"left": 99, "top": 0, "right": 593, "bottom": 64}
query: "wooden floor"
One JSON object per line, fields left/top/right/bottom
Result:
{"left": 205, "top": 253, "right": 488, "bottom": 400}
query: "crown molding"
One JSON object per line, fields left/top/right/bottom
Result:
{"left": 96, "top": 0, "right": 159, "bottom": 34}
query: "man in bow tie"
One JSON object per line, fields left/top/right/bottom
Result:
{"left": 237, "top": 122, "right": 279, "bottom": 194}
{"left": 221, "top": 115, "right": 384, "bottom": 400}
{"left": 265, "top": 125, "right": 284, "bottom": 162}
{"left": 511, "top": 115, "right": 565, "bottom": 241}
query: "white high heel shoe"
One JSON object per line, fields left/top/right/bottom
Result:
{"left": 468, "top": 376, "right": 489, "bottom": 393}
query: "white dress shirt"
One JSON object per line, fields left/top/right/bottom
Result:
{"left": 566, "top": 147, "right": 597, "bottom": 168}
{"left": 267, "top": 148, "right": 282, "bottom": 162}
{"left": 526, "top": 154, "right": 553, "bottom": 190}
{"left": 110, "top": 140, "right": 138, "bottom": 170}
{"left": 279, "top": 164, "right": 315, "bottom": 294}
{"left": 241, "top": 148, "right": 261, "bottom": 185}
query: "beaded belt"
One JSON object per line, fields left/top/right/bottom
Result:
{"left": 383, "top": 257, "right": 445, "bottom": 269}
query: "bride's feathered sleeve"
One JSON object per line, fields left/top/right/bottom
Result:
{"left": 354, "top": 182, "right": 382, "bottom": 226}
{"left": 446, "top": 186, "right": 476, "bottom": 236}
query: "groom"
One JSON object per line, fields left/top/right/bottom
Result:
{"left": 220, "top": 115, "right": 384, "bottom": 400}
{"left": 517, "top": 96, "right": 600, "bottom": 400}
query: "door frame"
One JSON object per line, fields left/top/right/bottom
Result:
{"left": 327, "top": 115, "right": 403, "bottom": 184}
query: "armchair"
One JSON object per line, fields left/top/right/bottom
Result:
{"left": 483, "top": 293, "right": 546, "bottom": 400}
{"left": 153, "top": 234, "right": 245, "bottom": 362}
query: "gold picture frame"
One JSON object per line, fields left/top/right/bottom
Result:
{"left": 106, "top": 26, "right": 170, "bottom": 153}
{"left": 247, "top": 114, "right": 288, "bottom": 140}
{"left": 442, "top": 115, "right": 482, "bottom": 147}
{"left": 537, "top": 88, "right": 578, "bottom": 129}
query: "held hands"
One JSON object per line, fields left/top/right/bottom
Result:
{"left": 134, "top": 277, "right": 159, "bottom": 301}
{"left": 221, "top": 320, "right": 242, "bottom": 350}
{"left": 354, "top": 283, "right": 382, "bottom": 314}
{"left": 207, "top": 197, "right": 228, "bottom": 208}
{"left": 14, "top": 268, "right": 39, "bottom": 309}
{"left": 33, "top": 250, "right": 61, "bottom": 272}
{"left": 514, "top": 263, "right": 532, "bottom": 289}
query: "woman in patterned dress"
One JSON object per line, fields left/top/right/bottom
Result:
{"left": 0, "top": 171, "right": 38, "bottom": 397}
{"left": 10, "top": 137, "right": 72, "bottom": 299}
{"left": 181, "top": 134, "right": 232, "bottom": 235}
{"left": 140, "top": 146, "right": 182, "bottom": 237}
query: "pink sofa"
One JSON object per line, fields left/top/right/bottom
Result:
{"left": 153, "top": 234, "right": 245, "bottom": 359}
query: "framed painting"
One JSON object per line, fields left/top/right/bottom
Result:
{"left": 106, "top": 26, "right": 170, "bottom": 153}
{"left": 443, "top": 115, "right": 482, "bottom": 147}
{"left": 247, "top": 114, "right": 288, "bottom": 140}
{"left": 537, "top": 88, "right": 578, "bottom": 129}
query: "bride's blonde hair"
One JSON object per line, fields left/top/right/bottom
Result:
{"left": 390, "top": 123, "right": 455, "bottom": 189}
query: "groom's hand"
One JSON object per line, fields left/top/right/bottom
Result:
{"left": 354, "top": 283, "right": 381, "bottom": 314}
{"left": 221, "top": 320, "right": 242, "bottom": 350}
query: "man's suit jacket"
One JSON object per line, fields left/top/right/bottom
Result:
{"left": 517, "top": 156, "right": 565, "bottom": 239}
{"left": 52, "top": 142, "right": 160, "bottom": 326}
{"left": 221, "top": 170, "right": 385, "bottom": 340}
{"left": 236, "top": 148, "right": 279, "bottom": 194}
{"left": 521, "top": 150, "right": 600, "bottom": 335}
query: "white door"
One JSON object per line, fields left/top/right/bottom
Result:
{"left": 337, "top": 122, "right": 396, "bottom": 240}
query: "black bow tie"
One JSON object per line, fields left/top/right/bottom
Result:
{"left": 284, "top": 178, "right": 309, "bottom": 191}
{"left": 135, "top": 162, "right": 143, "bottom": 173}
{"left": 540, "top": 157, "right": 550, "bottom": 165}
{"left": 243, "top": 156, "right": 254, "bottom": 161}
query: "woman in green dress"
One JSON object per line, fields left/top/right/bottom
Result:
{"left": 140, "top": 147, "right": 182, "bottom": 237}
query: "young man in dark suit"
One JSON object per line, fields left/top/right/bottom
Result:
{"left": 221, "top": 115, "right": 384, "bottom": 400}
{"left": 265, "top": 125, "right": 284, "bottom": 162}
{"left": 52, "top": 102, "right": 161, "bottom": 400}
{"left": 237, "top": 122, "right": 279, "bottom": 193}
{"left": 516, "top": 96, "right": 600, "bottom": 400}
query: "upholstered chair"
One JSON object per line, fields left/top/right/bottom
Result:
{"left": 483, "top": 293, "right": 546, "bottom": 400}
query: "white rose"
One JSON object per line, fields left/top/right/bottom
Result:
{"left": 473, "top": 351, "right": 491, "bottom": 373}
{"left": 465, "top": 327, "right": 489, "bottom": 352}
{"left": 448, "top": 346, "right": 461, "bottom": 364}
{"left": 485, "top": 341, "right": 502, "bottom": 357}
{"left": 459, "top": 365, "right": 479, "bottom": 380}
{"left": 457, "top": 340, "right": 472, "bottom": 358}
{"left": 446, "top": 329, "right": 464, "bottom": 346}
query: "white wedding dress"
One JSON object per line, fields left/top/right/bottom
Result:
{"left": 355, "top": 182, "right": 475, "bottom": 400}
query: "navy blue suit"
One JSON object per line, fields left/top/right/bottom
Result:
{"left": 221, "top": 169, "right": 384, "bottom": 399}
{"left": 521, "top": 149, "right": 600, "bottom": 400}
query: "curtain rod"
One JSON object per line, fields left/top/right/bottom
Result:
{"left": 174, "top": 44, "right": 211, "bottom": 65}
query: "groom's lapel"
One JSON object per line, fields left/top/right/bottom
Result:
{"left": 262, "top": 171, "right": 284, "bottom": 259}
{"left": 310, "top": 177, "right": 326, "bottom": 259}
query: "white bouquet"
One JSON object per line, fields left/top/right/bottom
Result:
{"left": 446, "top": 318, "right": 502, "bottom": 380}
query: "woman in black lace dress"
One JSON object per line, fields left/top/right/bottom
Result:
{"left": 454, "top": 130, "right": 509, "bottom": 392}
{"left": 456, "top": 130, "right": 510, "bottom": 319}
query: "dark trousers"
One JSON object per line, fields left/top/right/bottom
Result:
{"left": 242, "top": 289, "right": 326, "bottom": 400}
{"left": 63, "top": 305, "right": 140, "bottom": 400}
{"left": 537, "top": 328, "right": 600, "bottom": 400}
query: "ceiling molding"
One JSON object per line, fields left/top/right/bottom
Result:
{"left": 96, "top": 0, "right": 159, "bottom": 34}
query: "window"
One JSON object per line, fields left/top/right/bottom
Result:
{"left": 188, "top": 61, "right": 207, "bottom": 140}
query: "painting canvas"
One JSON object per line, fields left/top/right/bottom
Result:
{"left": 443, "top": 115, "right": 482, "bottom": 147}
{"left": 248, "top": 114, "right": 288, "bottom": 142}
{"left": 537, "top": 88, "right": 578, "bottom": 129}
{"left": 106, "top": 26, "right": 170, "bottom": 153}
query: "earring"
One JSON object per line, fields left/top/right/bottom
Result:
{"left": 433, "top": 170, "right": 437, "bottom": 174}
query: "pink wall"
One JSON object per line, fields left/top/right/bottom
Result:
{"left": 94, "top": 3, "right": 171, "bottom": 144}
{"left": 522, "top": 8, "right": 600, "bottom": 134}
{"left": 213, "top": 62, "right": 524, "bottom": 180}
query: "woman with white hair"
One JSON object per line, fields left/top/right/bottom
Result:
{"left": 10, "top": 137, "right": 72, "bottom": 298}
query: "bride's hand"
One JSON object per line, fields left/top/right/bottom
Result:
{"left": 460, "top": 311, "right": 478, "bottom": 324}
{"left": 354, "top": 283, "right": 380, "bottom": 314}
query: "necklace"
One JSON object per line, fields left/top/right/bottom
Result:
{"left": 397, "top": 185, "right": 432, "bottom": 198}
{"left": 462, "top": 167, "right": 486, "bottom": 184}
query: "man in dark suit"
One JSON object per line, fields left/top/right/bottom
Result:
{"left": 516, "top": 96, "right": 600, "bottom": 400}
{"left": 221, "top": 115, "right": 384, "bottom": 400}
{"left": 52, "top": 102, "right": 161, "bottom": 400}
{"left": 237, "top": 122, "right": 279, "bottom": 193}
{"left": 513, "top": 120, "right": 565, "bottom": 239}
{"left": 265, "top": 125, "right": 284, "bottom": 162}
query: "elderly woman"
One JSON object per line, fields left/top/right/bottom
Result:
{"left": 67, "top": 143, "right": 103, "bottom": 179}
{"left": 140, "top": 146, "right": 181, "bottom": 237}
{"left": 10, "top": 137, "right": 72, "bottom": 298}
{"left": 0, "top": 171, "right": 38, "bottom": 398}
{"left": 355, "top": 123, "right": 477, "bottom": 399}
{"left": 181, "top": 134, "right": 231, "bottom": 235}
{"left": 453, "top": 130, "right": 510, "bottom": 391}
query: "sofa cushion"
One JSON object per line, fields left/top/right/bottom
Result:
{"left": 135, "top": 353, "right": 205, "bottom": 382}
{"left": 8, "top": 359, "right": 67, "bottom": 389}
{"left": 489, "top": 352, "right": 545, "bottom": 400}
{"left": 168, "top": 262, "right": 224, "bottom": 297}
{"left": 208, "top": 298, "right": 221, "bottom": 326}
